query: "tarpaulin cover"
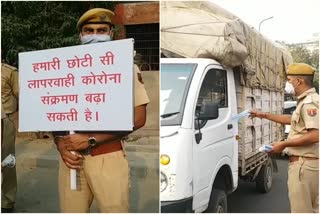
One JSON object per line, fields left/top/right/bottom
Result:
{"left": 161, "top": 1, "right": 293, "bottom": 90}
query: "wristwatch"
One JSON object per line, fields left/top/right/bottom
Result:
{"left": 88, "top": 137, "right": 97, "bottom": 147}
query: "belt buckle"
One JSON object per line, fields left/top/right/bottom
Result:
{"left": 79, "top": 147, "right": 91, "bottom": 156}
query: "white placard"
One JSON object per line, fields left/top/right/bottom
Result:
{"left": 19, "top": 39, "right": 134, "bottom": 131}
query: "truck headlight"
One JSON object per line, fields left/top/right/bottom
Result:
{"left": 160, "top": 171, "right": 168, "bottom": 192}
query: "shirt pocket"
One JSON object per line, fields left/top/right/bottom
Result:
{"left": 291, "top": 112, "right": 304, "bottom": 133}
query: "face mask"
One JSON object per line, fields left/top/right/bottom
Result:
{"left": 80, "top": 34, "right": 111, "bottom": 44}
{"left": 285, "top": 81, "right": 295, "bottom": 95}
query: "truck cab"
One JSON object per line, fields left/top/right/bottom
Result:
{"left": 160, "top": 58, "right": 239, "bottom": 212}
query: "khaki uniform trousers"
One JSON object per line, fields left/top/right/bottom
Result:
{"left": 1, "top": 115, "right": 17, "bottom": 209}
{"left": 288, "top": 158, "right": 319, "bottom": 213}
{"left": 59, "top": 150, "right": 129, "bottom": 213}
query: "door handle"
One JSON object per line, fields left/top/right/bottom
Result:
{"left": 227, "top": 124, "right": 233, "bottom": 130}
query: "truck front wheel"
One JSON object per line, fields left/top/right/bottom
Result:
{"left": 206, "top": 189, "right": 227, "bottom": 213}
{"left": 255, "top": 157, "right": 273, "bottom": 193}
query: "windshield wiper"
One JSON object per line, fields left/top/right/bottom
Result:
{"left": 160, "top": 112, "right": 180, "bottom": 118}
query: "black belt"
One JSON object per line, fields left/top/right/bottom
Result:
{"left": 52, "top": 131, "right": 113, "bottom": 136}
{"left": 289, "top": 155, "right": 318, "bottom": 162}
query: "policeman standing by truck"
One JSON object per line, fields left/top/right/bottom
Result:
{"left": 251, "top": 63, "right": 319, "bottom": 213}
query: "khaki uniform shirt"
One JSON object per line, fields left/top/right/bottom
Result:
{"left": 286, "top": 88, "right": 319, "bottom": 158}
{"left": 134, "top": 64, "right": 149, "bottom": 106}
{"left": 1, "top": 63, "right": 19, "bottom": 114}
{"left": 1, "top": 105, "right": 6, "bottom": 119}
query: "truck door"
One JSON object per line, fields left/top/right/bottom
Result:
{"left": 192, "top": 67, "right": 235, "bottom": 209}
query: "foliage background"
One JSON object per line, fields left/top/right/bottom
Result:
{"left": 1, "top": 1, "right": 117, "bottom": 66}
{"left": 277, "top": 41, "right": 319, "bottom": 92}
{"left": 289, "top": 45, "right": 319, "bottom": 91}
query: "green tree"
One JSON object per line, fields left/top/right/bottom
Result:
{"left": 1, "top": 1, "right": 117, "bottom": 66}
{"left": 277, "top": 41, "right": 319, "bottom": 92}
{"left": 310, "top": 49, "right": 319, "bottom": 92}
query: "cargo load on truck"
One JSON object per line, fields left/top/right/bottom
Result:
{"left": 161, "top": 1, "right": 293, "bottom": 177}
{"left": 161, "top": 1, "right": 293, "bottom": 91}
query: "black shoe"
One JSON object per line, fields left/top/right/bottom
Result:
{"left": 1, "top": 207, "right": 14, "bottom": 213}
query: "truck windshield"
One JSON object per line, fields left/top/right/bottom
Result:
{"left": 160, "top": 63, "right": 196, "bottom": 125}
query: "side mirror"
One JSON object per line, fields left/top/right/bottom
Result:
{"left": 197, "top": 101, "right": 219, "bottom": 120}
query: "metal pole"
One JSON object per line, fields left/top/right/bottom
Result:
{"left": 259, "top": 16, "right": 274, "bottom": 32}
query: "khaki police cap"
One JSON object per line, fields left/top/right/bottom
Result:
{"left": 77, "top": 8, "right": 115, "bottom": 30}
{"left": 287, "top": 63, "right": 315, "bottom": 76}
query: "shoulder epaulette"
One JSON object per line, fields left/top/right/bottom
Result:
{"left": 2, "top": 63, "right": 17, "bottom": 71}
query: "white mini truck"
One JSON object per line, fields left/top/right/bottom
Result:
{"left": 160, "top": 58, "right": 284, "bottom": 213}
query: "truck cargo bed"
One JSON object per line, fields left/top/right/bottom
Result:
{"left": 235, "top": 72, "right": 284, "bottom": 176}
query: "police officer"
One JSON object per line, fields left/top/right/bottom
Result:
{"left": 1, "top": 63, "right": 19, "bottom": 213}
{"left": 251, "top": 63, "right": 319, "bottom": 213}
{"left": 53, "top": 8, "right": 150, "bottom": 212}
